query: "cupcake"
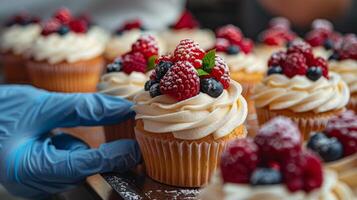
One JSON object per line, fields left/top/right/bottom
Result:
{"left": 305, "top": 19, "right": 342, "bottom": 59}
{"left": 255, "top": 17, "right": 296, "bottom": 63}
{"left": 104, "top": 19, "right": 165, "bottom": 63}
{"left": 307, "top": 111, "right": 357, "bottom": 191}
{"left": 0, "top": 13, "right": 40, "bottom": 83}
{"left": 77, "top": 13, "right": 110, "bottom": 45}
{"left": 133, "top": 39, "right": 248, "bottom": 187}
{"left": 200, "top": 117, "right": 355, "bottom": 200}
{"left": 160, "top": 10, "right": 215, "bottom": 53}
{"left": 98, "top": 35, "right": 160, "bottom": 141}
{"left": 252, "top": 40, "right": 350, "bottom": 139}
{"left": 328, "top": 34, "right": 357, "bottom": 111}
{"left": 27, "top": 8, "right": 105, "bottom": 92}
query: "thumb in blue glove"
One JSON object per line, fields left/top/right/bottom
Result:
{"left": 0, "top": 85, "right": 141, "bottom": 199}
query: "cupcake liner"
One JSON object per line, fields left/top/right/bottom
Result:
{"left": 26, "top": 56, "right": 104, "bottom": 93}
{"left": 326, "top": 154, "right": 357, "bottom": 189}
{"left": 1, "top": 53, "right": 29, "bottom": 84}
{"left": 135, "top": 121, "right": 247, "bottom": 187}
{"left": 347, "top": 94, "right": 357, "bottom": 112}
{"left": 256, "top": 107, "right": 345, "bottom": 140}
{"left": 104, "top": 118, "right": 136, "bottom": 141}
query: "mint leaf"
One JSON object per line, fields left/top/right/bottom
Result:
{"left": 196, "top": 68, "right": 209, "bottom": 76}
{"left": 202, "top": 49, "right": 216, "bottom": 72}
{"left": 147, "top": 55, "right": 158, "bottom": 71}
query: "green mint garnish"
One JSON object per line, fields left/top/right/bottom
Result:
{"left": 147, "top": 55, "right": 158, "bottom": 71}
{"left": 202, "top": 49, "right": 216, "bottom": 72}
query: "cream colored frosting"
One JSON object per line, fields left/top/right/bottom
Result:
{"left": 0, "top": 24, "right": 41, "bottom": 55}
{"left": 254, "top": 44, "right": 285, "bottom": 63}
{"left": 329, "top": 59, "right": 357, "bottom": 94}
{"left": 132, "top": 81, "right": 248, "bottom": 140}
{"left": 30, "top": 32, "right": 104, "bottom": 64}
{"left": 252, "top": 73, "right": 350, "bottom": 113}
{"left": 97, "top": 71, "right": 148, "bottom": 101}
{"left": 200, "top": 170, "right": 354, "bottom": 200}
{"left": 87, "top": 26, "right": 110, "bottom": 45}
{"left": 217, "top": 52, "right": 266, "bottom": 73}
{"left": 160, "top": 28, "right": 215, "bottom": 53}
{"left": 313, "top": 46, "right": 331, "bottom": 60}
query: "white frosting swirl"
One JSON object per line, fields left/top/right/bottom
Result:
{"left": 97, "top": 72, "right": 148, "bottom": 100}
{"left": 133, "top": 81, "right": 248, "bottom": 140}
{"left": 30, "top": 32, "right": 105, "bottom": 64}
{"left": 329, "top": 59, "right": 357, "bottom": 94}
{"left": 0, "top": 24, "right": 40, "bottom": 55}
{"left": 200, "top": 170, "right": 352, "bottom": 200}
{"left": 252, "top": 73, "right": 350, "bottom": 113}
{"left": 313, "top": 46, "right": 331, "bottom": 60}
{"left": 87, "top": 26, "right": 110, "bottom": 45}
{"left": 217, "top": 52, "right": 266, "bottom": 73}
{"left": 160, "top": 28, "right": 215, "bottom": 53}
{"left": 254, "top": 44, "right": 285, "bottom": 63}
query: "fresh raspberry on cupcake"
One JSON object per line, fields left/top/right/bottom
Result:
{"left": 214, "top": 25, "right": 253, "bottom": 54}
{"left": 258, "top": 18, "right": 296, "bottom": 46}
{"left": 4, "top": 12, "right": 40, "bottom": 27}
{"left": 305, "top": 19, "right": 342, "bottom": 50}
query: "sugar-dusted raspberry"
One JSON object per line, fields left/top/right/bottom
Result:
{"left": 220, "top": 138, "right": 259, "bottom": 184}
{"left": 155, "top": 54, "right": 173, "bottom": 64}
{"left": 260, "top": 28, "right": 295, "bottom": 46}
{"left": 268, "top": 51, "right": 286, "bottom": 67}
{"left": 254, "top": 117, "right": 302, "bottom": 163}
{"left": 338, "top": 35, "right": 357, "bottom": 60}
{"left": 312, "top": 19, "right": 334, "bottom": 31}
{"left": 325, "top": 111, "right": 357, "bottom": 156}
{"left": 121, "top": 19, "right": 142, "bottom": 31}
{"left": 53, "top": 8, "right": 72, "bottom": 24}
{"left": 269, "top": 17, "right": 291, "bottom": 29}
{"left": 172, "top": 10, "right": 199, "bottom": 30}
{"left": 210, "top": 55, "right": 230, "bottom": 89}
{"left": 131, "top": 35, "right": 159, "bottom": 59}
{"left": 282, "top": 150, "right": 323, "bottom": 192}
{"left": 122, "top": 52, "right": 147, "bottom": 74}
{"left": 240, "top": 38, "right": 254, "bottom": 54}
{"left": 305, "top": 29, "right": 329, "bottom": 47}
{"left": 173, "top": 39, "right": 205, "bottom": 68}
{"left": 216, "top": 24, "right": 243, "bottom": 45}
{"left": 160, "top": 61, "right": 200, "bottom": 101}
{"left": 41, "top": 19, "right": 61, "bottom": 36}
{"left": 282, "top": 52, "right": 308, "bottom": 78}
{"left": 310, "top": 57, "right": 328, "bottom": 78}
{"left": 214, "top": 38, "right": 230, "bottom": 52}
{"left": 68, "top": 19, "right": 88, "bottom": 33}
{"left": 287, "top": 40, "right": 313, "bottom": 61}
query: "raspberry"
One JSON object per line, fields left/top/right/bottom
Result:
{"left": 254, "top": 117, "right": 302, "bottom": 163}
{"left": 268, "top": 51, "right": 286, "bottom": 67}
{"left": 172, "top": 10, "right": 199, "bottom": 30}
{"left": 53, "top": 8, "right": 72, "bottom": 24}
{"left": 305, "top": 29, "right": 329, "bottom": 47}
{"left": 155, "top": 54, "right": 173, "bottom": 64}
{"left": 338, "top": 36, "right": 357, "bottom": 60}
{"left": 122, "top": 52, "right": 147, "bottom": 74}
{"left": 41, "top": 19, "right": 61, "bottom": 36}
{"left": 121, "top": 19, "right": 142, "bottom": 31}
{"left": 269, "top": 17, "right": 290, "bottom": 29}
{"left": 216, "top": 24, "right": 243, "bottom": 45}
{"left": 173, "top": 39, "right": 205, "bottom": 68}
{"left": 312, "top": 19, "right": 333, "bottom": 31}
{"left": 282, "top": 150, "right": 323, "bottom": 192}
{"left": 160, "top": 61, "right": 200, "bottom": 101}
{"left": 132, "top": 35, "right": 159, "bottom": 59}
{"left": 77, "top": 13, "right": 92, "bottom": 25}
{"left": 210, "top": 56, "right": 230, "bottom": 89}
{"left": 310, "top": 57, "right": 328, "bottom": 78}
{"left": 240, "top": 38, "right": 254, "bottom": 54}
{"left": 287, "top": 40, "right": 313, "bottom": 61}
{"left": 69, "top": 19, "right": 88, "bottom": 33}
{"left": 325, "top": 111, "right": 357, "bottom": 156}
{"left": 214, "top": 38, "right": 230, "bottom": 52}
{"left": 282, "top": 52, "right": 308, "bottom": 78}
{"left": 260, "top": 28, "right": 295, "bottom": 46}
{"left": 220, "top": 138, "right": 259, "bottom": 184}
{"left": 149, "top": 70, "right": 157, "bottom": 80}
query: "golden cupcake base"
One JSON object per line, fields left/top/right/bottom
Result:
{"left": 1, "top": 52, "right": 29, "bottom": 84}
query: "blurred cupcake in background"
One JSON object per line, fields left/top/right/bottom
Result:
{"left": 104, "top": 19, "right": 165, "bottom": 63}
{"left": 255, "top": 17, "right": 296, "bottom": 63}
{"left": 160, "top": 10, "right": 215, "bottom": 53}
{"left": 328, "top": 34, "right": 357, "bottom": 111}
{"left": 76, "top": 13, "right": 110, "bottom": 45}
{"left": 305, "top": 19, "right": 342, "bottom": 59}
{"left": 0, "top": 12, "right": 41, "bottom": 83}
{"left": 98, "top": 34, "right": 160, "bottom": 141}
{"left": 27, "top": 8, "right": 105, "bottom": 92}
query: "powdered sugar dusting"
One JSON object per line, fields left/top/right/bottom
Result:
{"left": 145, "top": 189, "right": 199, "bottom": 200}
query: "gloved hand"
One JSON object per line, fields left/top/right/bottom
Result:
{"left": 0, "top": 85, "right": 141, "bottom": 199}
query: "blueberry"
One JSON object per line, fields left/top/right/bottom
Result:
{"left": 200, "top": 78, "right": 224, "bottom": 98}
{"left": 308, "top": 134, "right": 344, "bottom": 162}
{"left": 106, "top": 62, "right": 122, "bottom": 73}
{"left": 250, "top": 168, "right": 282, "bottom": 186}
{"left": 226, "top": 45, "right": 240, "bottom": 55}
{"left": 155, "top": 61, "right": 173, "bottom": 80}
{"left": 285, "top": 41, "right": 292, "bottom": 48}
{"left": 307, "top": 132, "right": 328, "bottom": 151}
{"left": 113, "top": 57, "right": 123, "bottom": 65}
{"left": 149, "top": 83, "right": 161, "bottom": 98}
{"left": 306, "top": 66, "right": 322, "bottom": 81}
{"left": 115, "top": 30, "right": 123, "bottom": 35}
{"left": 267, "top": 66, "right": 283, "bottom": 75}
{"left": 323, "top": 39, "right": 334, "bottom": 50}
{"left": 140, "top": 26, "right": 147, "bottom": 31}
{"left": 328, "top": 52, "right": 340, "bottom": 61}
{"left": 145, "top": 80, "right": 157, "bottom": 91}
{"left": 57, "top": 25, "right": 70, "bottom": 36}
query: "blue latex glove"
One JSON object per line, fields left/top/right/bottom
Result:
{"left": 0, "top": 85, "right": 141, "bottom": 199}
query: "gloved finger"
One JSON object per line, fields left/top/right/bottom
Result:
{"left": 51, "top": 132, "right": 89, "bottom": 151}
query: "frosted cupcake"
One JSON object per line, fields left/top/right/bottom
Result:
{"left": 252, "top": 40, "right": 350, "bottom": 139}
{"left": 305, "top": 19, "right": 342, "bottom": 59}
{"left": 160, "top": 10, "right": 214, "bottom": 53}
{"left": 255, "top": 17, "right": 296, "bottom": 63}
{"left": 98, "top": 35, "right": 159, "bottom": 141}
{"left": 200, "top": 117, "right": 354, "bottom": 200}
{"left": 76, "top": 13, "right": 110, "bottom": 45}
{"left": 0, "top": 13, "right": 40, "bottom": 83}
{"left": 133, "top": 39, "right": 248, "bottom": 187}
{"left": 307, "top": 111, "right": 357, "bottom": 191}
{"left": 27, "top": 8, "right": 105, "bottom": 92}
{"left": 328, "top": 34, "right": 357, "bottom": 111}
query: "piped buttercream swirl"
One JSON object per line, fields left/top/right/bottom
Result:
{"left": 329, "top": 59, "right": 357, "bottom": 94}
{"left": 217, "top": 52, "right": 265, "bottom": 73}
